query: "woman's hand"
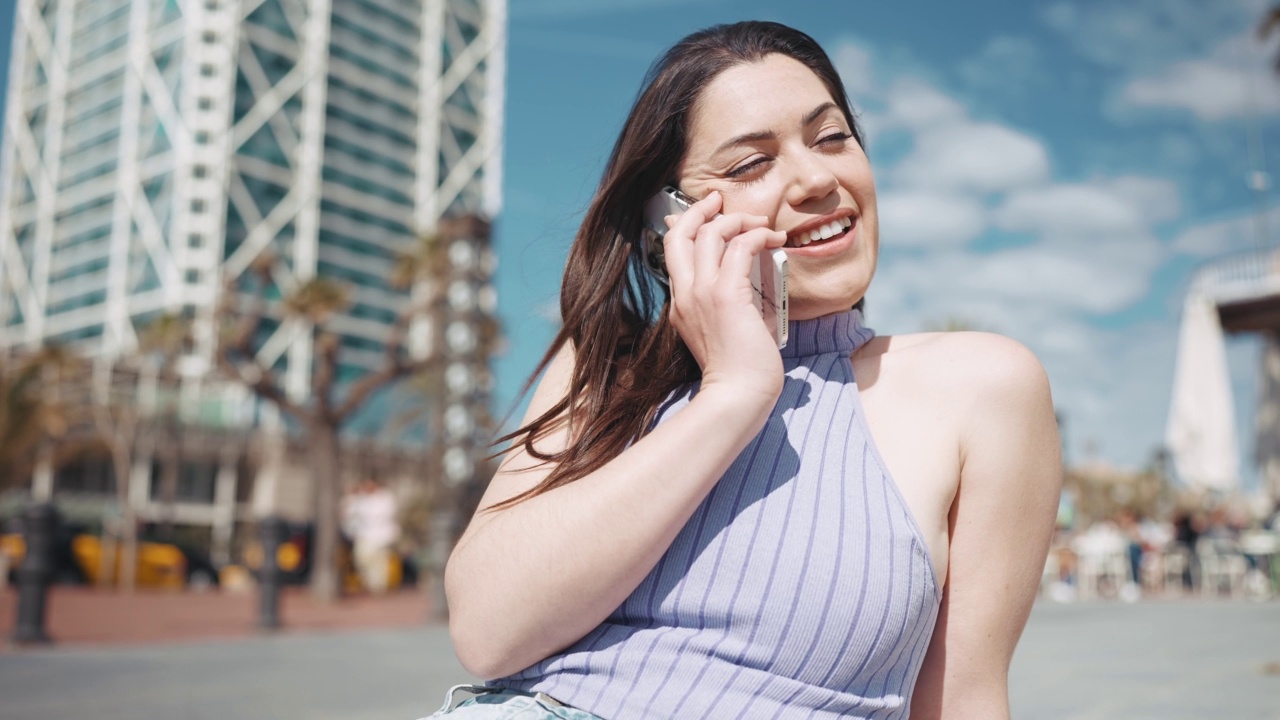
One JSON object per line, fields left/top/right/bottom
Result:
{"left": 662, "top": 190, "right": 789, "bottom": 404}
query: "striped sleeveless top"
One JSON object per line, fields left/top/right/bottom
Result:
{"left": 496, "top": 309, "right": 941, "bottom": 719}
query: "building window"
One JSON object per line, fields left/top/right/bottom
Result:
{"left": 189, "top": 233, "right": 204, "bottom": 247}
{"left": 202, "top": 31, "right": 218, "bottom": 43}
{"left": 198, "top": 97, "right": 214, "bottom": 111}
{"left": 193, "top": 164, "right": 208, "bottom": 179}
{"left": 186, "top": 270, "right": 201, "bottom": 283}
{"left": 191, "top": 199, "right": 206, "bottom": 213}
{"left": 205, "top": 0, "right": 218, "bottom": 9}
{"left": 194, "top": 131, "right": 210, "bottom": 144}
{"left": 200, "top": 64, "right": 216, "bottom": 77}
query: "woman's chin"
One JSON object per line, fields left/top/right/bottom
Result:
{"left": 786, "top": 288, "right": 869, "bottom": 322}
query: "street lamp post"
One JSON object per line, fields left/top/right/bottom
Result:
{"left": 427, "top": 215, "right": 498, "bottom": 622}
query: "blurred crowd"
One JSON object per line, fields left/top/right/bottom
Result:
{"left": 1043, "top": 500, "right": 1280, "bottom": 602}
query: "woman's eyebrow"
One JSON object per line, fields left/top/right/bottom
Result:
{"left": 802, "top": 101, "right": 839, "bottom": 127}
{"left": 709, "top": 102, "right": 841, "bottom": 158}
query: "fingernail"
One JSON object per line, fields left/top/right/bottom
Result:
{"left": 664, "top": 214, "right": 676, "bottom": 226}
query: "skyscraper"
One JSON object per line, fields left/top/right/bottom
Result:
{"left": 0, "top": 0, "right": 505, "bottom": 399}
{"left": 0, "top": 0, "right": 506, "bottom": 561}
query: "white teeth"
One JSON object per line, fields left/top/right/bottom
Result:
{"left": 789, "top": 217, "right": 853, "bottom": 246}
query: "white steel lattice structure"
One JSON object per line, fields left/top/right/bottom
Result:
{"left": 1189, "top": 247, "right": 1280, "bottom": 502}
{"left": 0, "top": 0, "right": 507, "bottom": 406}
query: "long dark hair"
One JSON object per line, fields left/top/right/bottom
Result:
{"left": 491, "top": 21, "right": 864, "bottom": 510}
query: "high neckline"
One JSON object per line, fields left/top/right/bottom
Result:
{"left": 781, "top": 308, "right": 875, "bottom": 358}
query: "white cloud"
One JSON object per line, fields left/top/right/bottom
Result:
{"left": 1045, "top": 2, "right": 1280, "bottom": 123}
{"left": 1173, "top": 205, "right": 1280, "bottom": 255}
{"left": 834, "top": 41, "right": 876, "bottom": 98}
{"left": 1120, "top": 34, "right": 1280, "bottom": 121}
{"left": 878, "top": 191, "right": 986, "bottom": 247}
{"left": 893, "top": 122, "right": 1051, "bottom": 194}
{"left": 959, "top": 36, "right": 1046, "bottom": 93}
{"left": 876, "top": 234, "right": 1157, "bottom": 321}
{"left": 1041, "top": 0, "right": 1264, "bottom": 72}
{"left": 1100, "top": 176, "right": 1183, "bottom": 223}
{"left": 995, "top": 184, "right": 1146, "bottom": 236}
{"left": 882, "top": 78, "right": 966, "bottom": 130}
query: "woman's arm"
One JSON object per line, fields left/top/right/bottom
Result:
{"left": 910, "top": 334, "right": 1062, "bottom": 720}
{"left": 447, "top": 194, "right": 791, "bottom": 679}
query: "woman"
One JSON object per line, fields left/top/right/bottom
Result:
{"left": 433, "top": 21, "right": 1061, "bottom": 720}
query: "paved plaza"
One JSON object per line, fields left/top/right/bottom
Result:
{"left": 1, "top": 600, "right": 1277, "bottom": 719}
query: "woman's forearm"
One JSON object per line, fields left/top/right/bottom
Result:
{"left": 445, "top": 384, "right": 774, "bottom": 679}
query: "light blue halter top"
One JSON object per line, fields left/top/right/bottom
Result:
{"left": 497, "top": 309, "right": 941, "bottom": 719}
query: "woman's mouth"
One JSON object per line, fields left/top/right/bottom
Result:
{"left": 786, "top": 216, "right": 853, "bottom": 249}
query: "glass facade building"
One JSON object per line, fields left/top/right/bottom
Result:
{"left": 0, "top": 0, "right": 505, "bottom": 394}
{"left": 0, "top": 0, "right": 505, "bottom": 559}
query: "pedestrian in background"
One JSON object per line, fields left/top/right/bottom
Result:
{"left": 342, "top": 478, "right": 400, "bottom": 594}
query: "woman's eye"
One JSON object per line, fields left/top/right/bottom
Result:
{"left": 818, "top": 132, "right": 852, "bottom": 147}
{"left": 726, "top": 157, "right": 770, "bottom": 178}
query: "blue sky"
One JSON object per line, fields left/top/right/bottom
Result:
{"left": 0, "top": 1, "right": 1273, "bottom": 485}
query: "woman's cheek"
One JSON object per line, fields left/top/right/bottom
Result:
{"left": 721, "top": 183, "right": 783, "bottom": 219}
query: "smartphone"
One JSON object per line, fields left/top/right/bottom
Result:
{"left": 642, "top": 186, "right": 789, "bottom": 349}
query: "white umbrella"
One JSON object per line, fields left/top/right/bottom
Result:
{"left": 1165, "top": 293, "right": 1239, "bottom": 491}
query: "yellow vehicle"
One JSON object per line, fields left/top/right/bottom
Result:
{"left": 241, "top": 527, "right": 409, "bottom": 593}
{"left": 1, "top": 532, "right": 216, "bottom": 590}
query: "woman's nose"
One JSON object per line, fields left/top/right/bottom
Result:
{"left": 785, "top": 152, "right": 839, "bottom": 207}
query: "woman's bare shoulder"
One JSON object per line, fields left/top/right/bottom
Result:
{"left": 860, "top": 330, "right": 1050, "bottom": 409}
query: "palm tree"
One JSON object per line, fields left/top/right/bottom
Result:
{"left": 0, "top": 346, "right": 77, "bottom": 493}
{"left": 1261, "top": 7, "right": 1280, "bottom": 71}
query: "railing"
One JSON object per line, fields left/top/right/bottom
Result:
{"left": 1192, "top": 246, "right": 1280, "bottom": 304}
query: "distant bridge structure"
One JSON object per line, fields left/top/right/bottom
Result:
{"left": 1188, "top": 247, "right": 1280, "bottom": 503}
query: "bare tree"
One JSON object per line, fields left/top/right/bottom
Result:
{"left": 215, "top": 234, "right": 448, "bottom": 602}
{"left": 136, "top": 314, "right": 194, "bottom": 539}
{"left": 89, "top": 314, "right": 189, "bottom": 592}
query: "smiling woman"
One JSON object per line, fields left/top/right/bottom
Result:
{"left": 429, "top": 20, "right": 1062, "bottom": 720}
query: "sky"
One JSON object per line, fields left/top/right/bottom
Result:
{"left": 0, "top": 1, "right": 1274, "bottom": 487}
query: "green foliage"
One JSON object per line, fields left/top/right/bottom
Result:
{"left": 283, "top": 278, "right": 352, "bottom": 324}
{"left": 0, "top": 346, "right": 80, "bottom": 490}
{"left": 390, "top": 232, "right": 447, "bottom": 290}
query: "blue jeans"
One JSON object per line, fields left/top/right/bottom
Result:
{"left": 422, "top": 684, "right": 607, "bottom": 719}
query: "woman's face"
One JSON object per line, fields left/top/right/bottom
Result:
{"left": 677, "top": 54, "right": 878, "bottom": 321}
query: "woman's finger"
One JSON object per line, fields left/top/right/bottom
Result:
{"left": 718, "top": 227, "right": 788, "bottom": 283}
{"left": 690, "top": 212, "right": 772, "bottom": 287}
{"left": 661, "top": 197, "right": 715, "bottom": 298}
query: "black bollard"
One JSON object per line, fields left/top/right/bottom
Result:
{"left": 11, "top": 504, "right": 60, "bottom": 645}
{"left": 257, "top": 516, "right": 287, "bottom": 631}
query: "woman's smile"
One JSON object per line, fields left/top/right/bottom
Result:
{"left": 784, "top": 209, "right": 856, "bottom": 251}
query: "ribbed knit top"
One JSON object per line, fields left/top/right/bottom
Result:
{"left": 496, "top": 309, "right": 942, "bottom": 719}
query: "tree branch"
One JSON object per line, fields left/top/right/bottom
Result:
{"left": 332, "top": 294, "right": 440, "bottom": 423}
{"left": 213, "top": 346, "right": 307, "bottom": 420}
{"left": 313, "top": 332, "right": 339, "bottom": 420}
